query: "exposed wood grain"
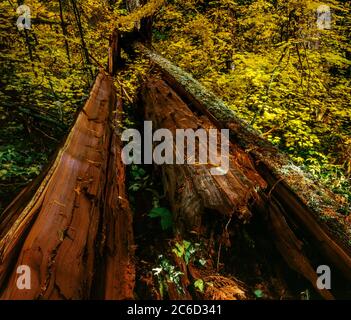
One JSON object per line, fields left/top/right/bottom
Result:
{"left": 139, "top": 47, "right": 351, "bottom": 284}
{"left": 103, "top": 97, "right": 135, "bottom": 300}
{"left": 0, "top": 72, "right": 135, "bottom": 300}
{"left": 142, "top": 77, "right": 266, "bottom": 234}
{"left": 142, "top": 75, "right": 341, "bottom": 299}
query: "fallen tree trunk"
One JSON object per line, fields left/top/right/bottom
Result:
{"left": 141, "top": 76, "right": 335, "bottom": 300}
{"left": 142, "top": 77, "right": 266, "bottom": 234}
{"left": 258, "top": 193, "right": 334, "bottom": 300}
{"left": 0, "top": 72, "right": 134, "bottom": 299}
{"left": 138, "top": 45, "right": 351, "bottom": 284}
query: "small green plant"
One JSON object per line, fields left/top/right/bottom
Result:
{"left": 194, "top": 279, "right": 205, "bottom": 293}
{"left": 300, "top": 289, "right": 310, "bottom": 300}
{"left": 254, "top": 289, "right": 264, "bottom": 299}
{"left": 152, "top": 255, "right": 184, "bottom": 298}
{"left": 128, "top": 165, "right": 150, "bottom": 192}
{"left": 198, "top": 258, "right": 207, "bottom": 266}
{"left": 148, "top": 207, "right": 173, "bottom": 231}
{"left": 172, "top": 240, "right": 199, "bottom": 265}
{"left": 128, "top": 164, "right": 165, "bottom": 208}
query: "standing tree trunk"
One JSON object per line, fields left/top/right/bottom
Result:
{"left": 58, "top": 0, "right": 71, "bottom": 63}
{"left": 70, "top": 0, "right": 93, "bottom": 79}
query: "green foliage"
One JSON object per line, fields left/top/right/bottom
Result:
{"left": 127, "top": 164, "right": 165, "bottom": 210}
{"left": 0, "top": 146, "right": 44, "bottom": 181}
{"left": 194, "top": 278, "right": 204, "bottom": 293}
{"left": 300, "top": 289, "right": 311, "bottom": 300}
{"left": 152, "top": 255, "right": 184, "bottom": 298}
{"left": 115, "top": 54, "right": 150, "bottom": 102}
{"left": 128, "top": 165, "right": 150, "bottom": 192}
{"left": 0, "top": 0, "right": 118, "bottom": 209}
{"left": 154, "top": 0, "right": 351, "bottom": 204}
{"left": 117, "top": 0, "right": 165, "bottom": 31}
{"left": 172, "top": 240, "right": 198, "bottom": 265}
{"left": 254, "top": 289, "right": 264, "bottom": 298}
{"left": 148, "top": 207, "right": 173, "bottom": 230}
{"left": 198, "top": 258, "right": 207, "bottom": 266}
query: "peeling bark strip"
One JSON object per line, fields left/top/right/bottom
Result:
{"left": 138, "top": 46, "right": 351, "bottom": 281}
{"left": 142, "top": 77, "right": 266, "bottom": 234}
{"left": 0, "top": 72, "right": 134, "bottom": 299}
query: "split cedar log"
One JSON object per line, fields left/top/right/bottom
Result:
{"left": 138, "top": 45, "right": 351, "bottom": 283}
{"left": 142, "top": 77, "right": 266, "bottom": 233}
{"left": 0, "top": 72, "right": 134, "bottom": 299}
{"left": 141, "top": 77, "right": 335, "bottom": 299}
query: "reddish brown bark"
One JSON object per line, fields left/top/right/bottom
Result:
{"left": 142, "top": 77, "right": 266, "bottom": 235}
{"left": 141, "top": 76, "right": 337, "bottom": 300}
{"left": 0, "top": 72, "right": 134, "bottom": 300}
{"left": 103, "top": 97, "right": 135, "bottom": 299}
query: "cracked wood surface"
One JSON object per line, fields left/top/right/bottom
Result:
{"left": 142, "top": 76, "right": 340, "bottom": 299}
{"left": 142, "top": 77, "right": 266, "bottom": 234}
{"left": 0, "top": 72, "right": 134, "bottom": 299}
{"left": 139, "top": 47, "right": 351, "bottom": 283}
{"left": 139, "top": 45, "right": 351, "bottom": 274}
